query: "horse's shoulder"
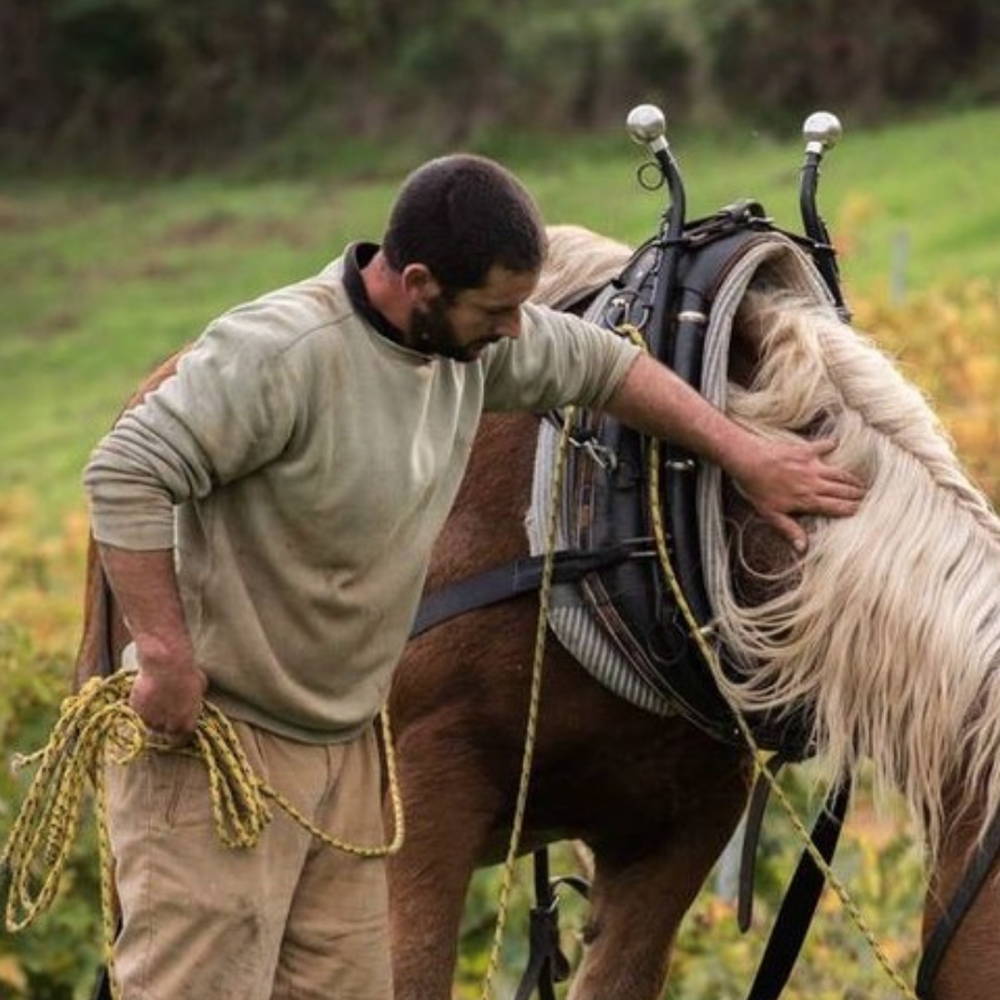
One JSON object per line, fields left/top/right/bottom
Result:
{"left": 124, "top": 347, "right": 191, "bottom": 412}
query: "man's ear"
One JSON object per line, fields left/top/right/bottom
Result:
{"left": 400, "top": 263, "right": 442, "bottom": 306}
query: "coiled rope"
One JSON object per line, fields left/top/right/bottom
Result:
{"left": 1, "top": 671, "right": 403, "bottom": 1000}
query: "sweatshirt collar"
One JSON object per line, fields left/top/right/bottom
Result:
{"left": 342, "top": 242, "right": 409, "bottom": 347}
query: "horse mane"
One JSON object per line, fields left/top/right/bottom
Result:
{"left": 714, "top": 291, "right": 1000, "bottom": 857}
{"left": 534, "top": 224, "right": 632, "bottom": 309}
{"left": 535, "top": 224, "right": 1000, "bottom": 858}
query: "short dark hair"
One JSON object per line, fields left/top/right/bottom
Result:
{"left": 382, "top": 154, "right": 547, "bottom": 291}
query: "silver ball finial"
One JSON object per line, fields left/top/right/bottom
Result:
{"left": 627, "top": 104, "right": 668, "bottom": 152}
{"left": 802, "top": 111, "right": 842, "bottom": 153}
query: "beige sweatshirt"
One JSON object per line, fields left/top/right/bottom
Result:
{"left": 84, "top": 251, "right": 640, "bottom": 742}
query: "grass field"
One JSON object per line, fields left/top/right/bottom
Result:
{"left": 2, "top": 103, "right": 999, "bottom": 528}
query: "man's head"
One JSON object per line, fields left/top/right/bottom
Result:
{"left": 381, "top": 154, "right": 547, "bottom": 361}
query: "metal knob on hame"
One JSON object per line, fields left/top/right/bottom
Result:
{"left": 803, "top": 111, "right": 843, "bottom": 153}
{"left": 626, "top": 104, "right": 668, "bottom": 152}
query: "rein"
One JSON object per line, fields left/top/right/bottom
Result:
{"left": 475, "top": 401, "right": 578, "bottom": 1000}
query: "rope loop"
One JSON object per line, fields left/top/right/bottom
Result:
{"left": 2, "top": 672, "right": 404, "bottom": 1000}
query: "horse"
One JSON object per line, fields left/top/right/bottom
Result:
{"left": 384, "top": 224, "right": 1000, "bottom": 1000}
{"left": 75, "top": 224, "right": 1000, "bottom": 999}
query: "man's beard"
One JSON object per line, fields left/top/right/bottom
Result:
{"left": 410, "top": 296, "right": 498, "bottom": 363}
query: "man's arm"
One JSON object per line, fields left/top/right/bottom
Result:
{"left": 85, "top": 318, "right": 297, "bottom": 739}
{"left": 99, "top": 544, "right": 206, "bottom": 740}
{"left": 604, "top": 352, "right": 865, "bottom": 551}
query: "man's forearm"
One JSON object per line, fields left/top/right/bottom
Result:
{"left": 603, "top": 352, "right": 752, "bottom": 473}
{"left": 98, "top": 543, "right": 205, "bottom": 736}
{"left": 98, "top": 544, "right": 193, "bottom": 666}
{"left": 602, "top": 352, "right": 865, "bottom": 550}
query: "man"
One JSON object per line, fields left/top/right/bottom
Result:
{"left": 85, "top": 154, "right": 863, "bottom": 999}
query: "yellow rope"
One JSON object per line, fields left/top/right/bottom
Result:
{"left": 1, "top": 671, "right": 404, "bottom": 1000}
{"left": 614, "top": 321, "right": 918, "bottom": 999}
{"left": 477, "top": 403, "right": 577, "bottom": 1000}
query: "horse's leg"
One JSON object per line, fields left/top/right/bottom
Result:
{"left": 388, "top": 587, "right": 751, "bottom": 1000}
{"left": 567, "top": 751, "right": 748, "bottom": 1000}
{"left": 387, "top": 717, "right": 502, "bottom": 1000}
{"left": 922, "top": 806, "right": 1000, "bottom": 999}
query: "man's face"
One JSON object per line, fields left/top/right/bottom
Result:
{"left": 411, "top": 265, "right": 539, "bottom": 362}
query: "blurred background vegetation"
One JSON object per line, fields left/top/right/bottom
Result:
{"left": 2, "top": 0, "right": 999, "bottom": 997}
{"left": 3, "top": 0, "right": 1000, "bottom": 174}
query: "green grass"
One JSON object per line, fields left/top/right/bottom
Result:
{"left": 2, "top": 105, "right": 999, "bottom": 530}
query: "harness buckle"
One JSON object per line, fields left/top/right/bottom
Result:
{"left": 568, "top": 431, "right": 619, "bottom": 473}
{"left": 604, "top": 290, "right": 652, "bottom": 332}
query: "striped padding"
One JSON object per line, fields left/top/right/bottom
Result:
{"left": 526, "top": 417, "right": 675, "bottom": 717}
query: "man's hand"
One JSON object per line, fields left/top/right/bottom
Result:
{"left": 726, "top": 435, "right": 866, "bottom": 552}
{"left": 603, "top": 353, "right": 867, "bottom": 552}
{"left": 130, "top": 643, "right": 207, "bottom": 744}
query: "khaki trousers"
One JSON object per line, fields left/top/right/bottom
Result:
{"left": 105, "top": 720, "right": 393, "bottom": 1000}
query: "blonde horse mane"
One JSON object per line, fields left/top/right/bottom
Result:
{"left": 535, "top": 224, "right": 632, "bottom": 309}
{"left": 717, "top": 291, "right": 1000, "bottom": 856}
{"left": 536, "top": 224, "right": 1000, "bottom": 858}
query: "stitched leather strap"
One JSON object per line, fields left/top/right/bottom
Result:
{"left": 738, "top": 753, "right": 789, "bottom": 932}
{"left": 411, "top": 544, "right": 650, "bottom": 639}
{"left": 916, "top": 803, "right": 1000, "bottom": 998}
{"left": 745, "top": 776, "right": 852, "bottom": 1000}
{"left": 513, "top": 849, "right": 590, "bottom": 1000}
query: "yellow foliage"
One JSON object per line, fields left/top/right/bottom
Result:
{"left": 0, "top": 955, "right": 27, "bottom": 992}
{"left": 834, "top": 191, "right": 881, "bottom": 261}
{"left": 851, "top": 281, "right": 1000, "bottom": 504}
{"left": 879, "top": 936, "right": 913, "bottom": 966}
{"left": 0, "top": 490, "right": 88, "bottom": 659}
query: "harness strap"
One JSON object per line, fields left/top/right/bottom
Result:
{"left": 91, "top": 968, "right": 111, "bottom": 1000}
{"left": 410, "top": 544, "right": 650, "bottom": 639}
{"left": 96, "top": 567, "right": 116, "bottom": 678}
{"left": 745, "top": 776, "right": 852, "bottom": 1000}
{"left": 513, "top": 848, "right": 590, "bottom": 1000}
{"left": 915, "top": 803, "right": 1000, "bottom": 998}
{"left": 738, "top": 752, "right": 789, "bottom": 932}
{"left": 91, "top": 568, "right": 118, "bottom": 1000}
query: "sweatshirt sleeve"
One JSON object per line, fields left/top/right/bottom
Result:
{"left": 481, "top": 302, "right": 640, "bottom": 413}
{"left": 84, "top": 316, "right": 298, "bottom": 550}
